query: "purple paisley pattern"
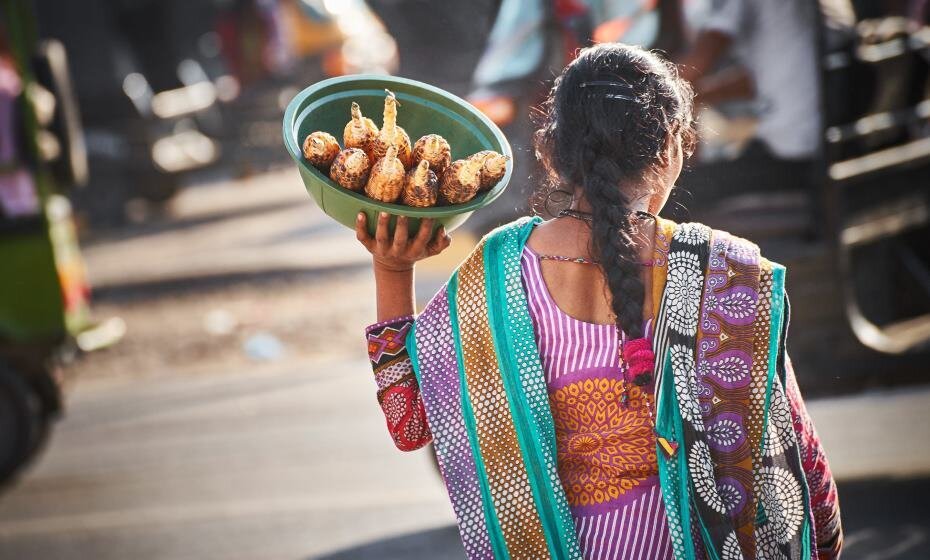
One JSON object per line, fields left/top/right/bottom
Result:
{"left": 696, "top": 230, "right": 763, "bottom": 552}
{"left": 705, "top": 412, "right": 748, "bottom": 453}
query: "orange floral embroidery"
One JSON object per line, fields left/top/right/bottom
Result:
{"left": 549, "top": 377, "right": 659, "bottom": 508}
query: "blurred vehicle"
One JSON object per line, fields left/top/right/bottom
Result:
{"left": 0, "top": 3, "right": 121, "bottom": 486}
{"left": 33, "top": 0, "right": 228, "bottom": 225}
{"left": 819, "top": 1, "right": 930, "bottom": 361}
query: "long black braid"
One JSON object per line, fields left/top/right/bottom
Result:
{"left": 534, "top": 44, "right": 695, "bottom": 339}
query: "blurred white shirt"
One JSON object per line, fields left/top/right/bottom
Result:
{"left": 701, "top": 0, "right": 825, "bottom": 160}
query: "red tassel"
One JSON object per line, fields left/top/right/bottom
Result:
{"left": 622, "top": 337, "right": 655, "bottom": 383}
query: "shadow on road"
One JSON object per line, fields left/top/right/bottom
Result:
{"left": 92, "top": 262, "right": 370, "bottom": 302}
{"left": 311, "top": 477, "right": 930, "bottom": 560}
{"left": 839, "top": 477, "right": 930, "bottom": 559}
{"left": 311, "top": 525, "right": 464, "bottom": 560}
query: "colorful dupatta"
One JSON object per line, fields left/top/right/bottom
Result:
{"left": 407, "top": 217, "right": 814, "bottom": 559}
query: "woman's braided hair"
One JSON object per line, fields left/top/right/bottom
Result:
{"left": 534, "top": 43, "right": 695, "bottom": 338}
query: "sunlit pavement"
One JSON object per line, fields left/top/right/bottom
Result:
{"left": 0, "top": 170, "right": 927, "bottom": 559}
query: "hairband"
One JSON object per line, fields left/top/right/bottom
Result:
{"left": 579, "top": 80, "right": 637, "bottom": 102}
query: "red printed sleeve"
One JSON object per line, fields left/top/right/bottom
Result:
{"left": 785, "top": 356, "right": 843, "bottom": 560}
{"left": 365, "top": 316, "right": 433, "bottom": 451}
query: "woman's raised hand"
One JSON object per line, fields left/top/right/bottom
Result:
{"left": 355, "top": 212, "right": 452, "bottom": 273}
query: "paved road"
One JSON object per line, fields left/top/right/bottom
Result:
{"left": 0, "top": 359, "right": 454, "bottom": 560}
{"left": 1, "top": 357, "right": 929, "bottom": 559}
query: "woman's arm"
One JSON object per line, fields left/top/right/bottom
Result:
{"left": 785, "top": 356, "right": 843, "bottom": 560}
{"left": 356, "top": 212, "right": 451, "bottom": 321}
{"left": 356, "top": 212, "right": 451, "bottom": 451}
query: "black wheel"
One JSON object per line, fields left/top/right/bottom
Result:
{"left": 0, "top": 364, "right": 45, "bottom": 486}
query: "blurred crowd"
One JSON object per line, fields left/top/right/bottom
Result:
{"left": 3, "top": 0, "right": 929, "bottom": 227}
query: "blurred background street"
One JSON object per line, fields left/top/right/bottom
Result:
{"left": 2, "top": 0, "right": 930, "bottom": 558}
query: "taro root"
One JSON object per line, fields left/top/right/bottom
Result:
{"left": 365, "top": 145, "right": 406, "bottom": 203}
{"left": 302, "top": 131, "right": 340, "bottom": 170}
{"left": 343, "top": 102, "right": 378, "bottom": 155}
{"left": 439, "top": 156, "right": 483, "bottom": 205}
{"left": 370, "top": 90, "right": 412, "bottom": 168}
{"left": 412, "top": 134, "right": 452, "bottom": 175}
{"left": 329, "top": 148, "right": 370, "bottom": 192}
{"left": 402, "top": 160, "right": 439, "bottom": 208}
{"left": 469, "top": 150, "right": 509, "bottom": 192}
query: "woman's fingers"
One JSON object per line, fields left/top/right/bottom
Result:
{"left": 355, "top": 212, "right": 374, "bottom": 250}
{"left": 427, "top": 226, "right": 450, "bottom": 256}
{"left": 374, "top": 211, "right": 391, "bottom": 249}
{"left": 357, "top": 212, "right": 447, "bottom": 260}
{"left": 408, "top": 218, "right": 434, "bottom": 256}
{"left": 392, "top": 215, "right": 409, "bottom": 252}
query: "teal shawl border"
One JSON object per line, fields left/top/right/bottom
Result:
{"left": 655, "top": 352, "right": 698, "bottom": 559}
{"left": 483, "top": 217, "right": 583, "bottom": 560}
{"left": 760, "top": 264, "right": 786, "bottom": 449}
{"left": 763, "top": 265, "right": 814, "bottom": 560}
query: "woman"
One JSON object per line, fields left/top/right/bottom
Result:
{"left": 357, "top": 43, "right": 842, "bottom": 560}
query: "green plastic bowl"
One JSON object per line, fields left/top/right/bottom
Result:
{"left": 282, "top": 74, "right": 512, "bottom": 235}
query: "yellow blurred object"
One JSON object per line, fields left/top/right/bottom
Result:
{"left": 282, "top": 0, "right": 344, "bottom": 57}
{"left": 469, "top": 96, "right": 516, "bottom": 127}
{"left": 419, "top": 230, "right": 477, "bottom": 273}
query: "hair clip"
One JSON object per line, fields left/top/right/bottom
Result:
{"left": 603, "top": 93, "right": 637, "bottom": 101}
{"left": 579, "top": 80, "right": 634, "bottom": 90}
{"left": 579, "top": 80, "right": 637, "bottom": 102}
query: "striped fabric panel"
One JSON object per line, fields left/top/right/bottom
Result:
{"left": 410, "top": 288, "right": 494, "bottom": 560}
{"left": 457, "top": 246, "right": 551, "bottom": 559}
{"left": 521, "top": 247, "right": 620, "bottom": 380}
{"left": 574, "top": 485, "right": 674, "bottom": 560}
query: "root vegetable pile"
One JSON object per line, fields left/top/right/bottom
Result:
{"left": 302, "top": 89, "right": 508, "bottom": 207}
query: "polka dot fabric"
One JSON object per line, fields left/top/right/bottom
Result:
{"left": 412, "top": 289, "right": 494, "bottom": 559}
{"left": 490, "top": 221, "right": 583, "bottom": 559}
{"left": 456, "top": 243, "right": 551, "bottom": 559}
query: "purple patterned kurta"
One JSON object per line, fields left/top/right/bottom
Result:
{"left": 522, "top": 246, "right": 674, "bottom": 559}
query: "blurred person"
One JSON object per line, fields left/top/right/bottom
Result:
{"left": 0, "top": 33, "right": 40, "bottom": 218}
{"left": 464, "top": 0, "right": 689, "bottom": 229}
{"left": 468, "top": 0, "right": 689, "bottom": 121}
{"left": 674, "top": 0, "right": 856, "bottom": 204}
{"left": 354, "top": 44, "right": 841, "bottom": 559}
